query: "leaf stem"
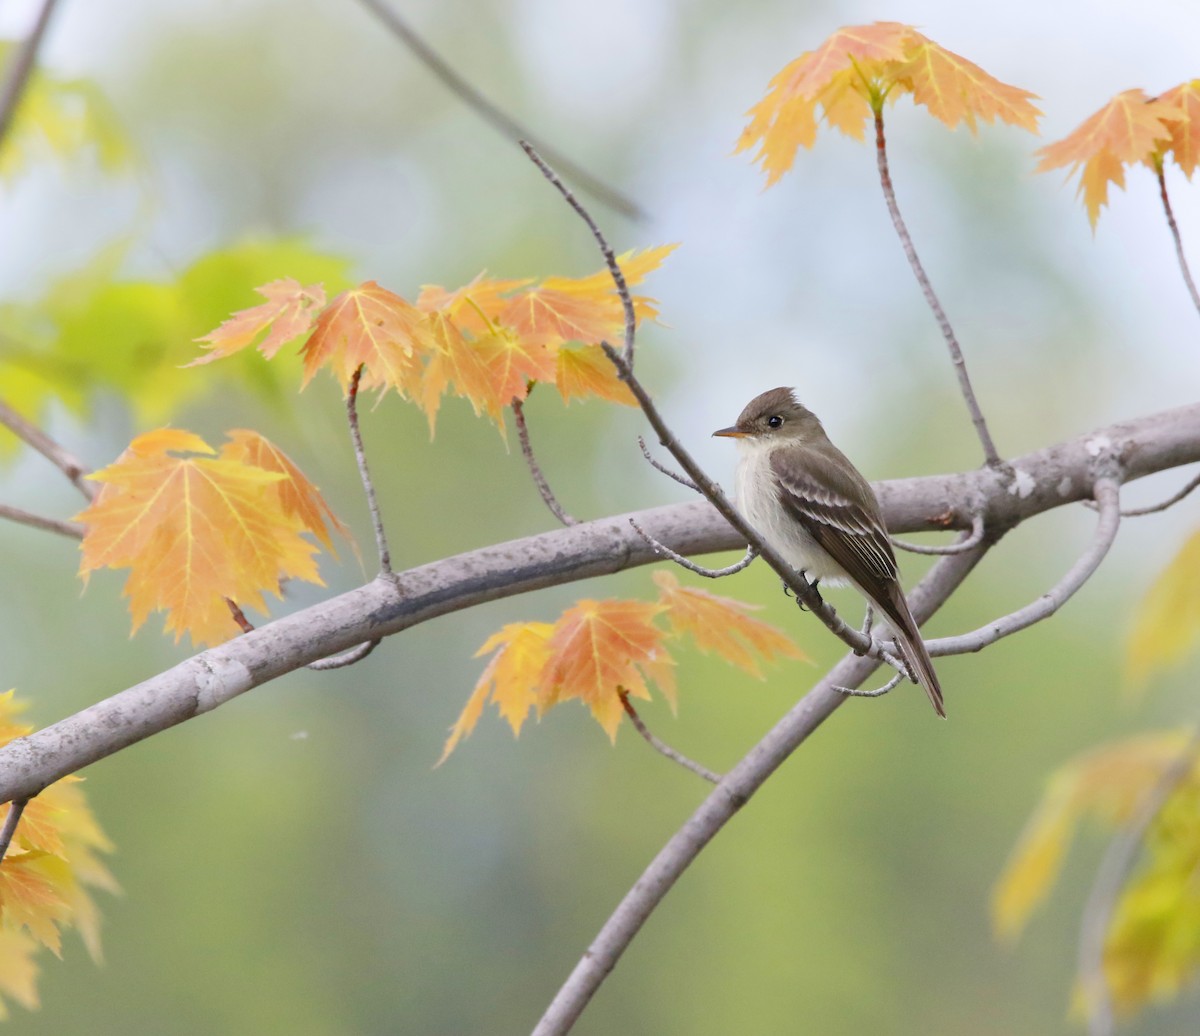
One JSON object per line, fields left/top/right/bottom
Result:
{"left": 873, "top": 109, "right": 1001, "bottom": 467}
{"left": 513, "top": 397, "right": 577, "bottom": 526}
{"left": 346, "top": 365, "right": 392, "bottom": 574}
{"left": 0, "top": 797, "right": 28, "bottom": 861}
{"left": 1155, "top": 162, "right": 1200, "bottom": 322}
{"left": 618, "top": 691, "right": 721, "bottom": 784}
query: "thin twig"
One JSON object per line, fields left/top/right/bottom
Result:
{"left": 0, "top": 503, "right": 83, "bottom": 539}
{"left": 226, "top": 599, "right": 255, "bottom": 634}
{"left": 1101, "top": 468, "right": 1200, "bottom": 517}
{"left": 0, "top": 0, "right": 61, "bottom": 155}
{"left": 352, "top": 0, "right": 643, "bottom": 222}
{"left": 1078, "top": 723, "right": 1200, "bottom": 1036}
{"left": 307, "top": 639, "right": 380, "bottom": 670}
{"left": 618, "top": 691, "right": 721, "bottom": 784}
{"left": 638, "top": 435, "right": 700, "bottom": 492}
{"left": 0, "top": 797, "right": 28, "bottom": 861}
{"left": 513, "top": 397, "right": 577, "bottom": 525}
{"left": 228, "top": 598, "right": 379, "bottom": 671}
{"left": 892, "top": 513, "right": 985, "bottom": 555}
{"left": 873, "top": 109, "right": 1001, "bottom": 467}
{"left": 346, "top": 366, "right": 392, "bottom": 574}
{"left": 926, "top": 475, "right": 1121, "bottom": 658}
{"left": 520, "top": 142, "right": 638, "bottom": 367}
{"left": 833, "top": 669, "right": 904, "bottom": 700}
{"left": 0, "top": 398, "right": 95, "bottom": 501}
{"left": 629, "top": 517, "right": 756, "bottom": 577}
{"left": 1156, "top": 163, "right": 1200, "bottom": 321}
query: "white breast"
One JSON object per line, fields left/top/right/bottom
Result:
{"left": 732, "top": 439, "right": 848, "bottom": 585}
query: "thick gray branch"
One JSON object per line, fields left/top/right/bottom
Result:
{"left": 1, "top": 402, "right": 1199, "bottom": 803}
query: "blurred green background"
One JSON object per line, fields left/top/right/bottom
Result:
{"left": 1, "top": 0, "right": 1199, "bottom": 1033}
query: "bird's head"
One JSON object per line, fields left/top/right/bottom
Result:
{"left": 712, "top": 387, "right": 824, "bottom": 446}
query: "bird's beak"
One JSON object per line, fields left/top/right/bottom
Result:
{"left": 712, "top": 425, "right": 746, "bottom": 438}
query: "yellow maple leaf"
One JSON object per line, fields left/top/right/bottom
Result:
{"left": 0, "top": 928, "right": 40, "bottom": 1018}
{"left": 438, "top": 621, "right": 554, "bottom": 763}
{"left": 76, "top": 428, "right": 325, "bottom": 645}
{"left": 653, "top": 570, "right": 807, "bottom": 678}
{"left": 992, "top": 730, "right": 1194, "bottom": 942}
{"left": 221, "top": 429, "right": 350, "bottom": 554}
{"left": 555, "top": 344, "right": 636, "bottom": 405}
{"left": 418, "top": 310, "right": 497, "bottom": 433}
{"left": 189, "top": 277, "right": 326, "bottom": 365}
{"left": 891, "top": 35, "right": 1041, "bottom": 134}
{"left": 0, "top": 691, "right": 115, "bottom": 1015}
{"left": 1157, "top": 79, "right": 1200, "bottom": 179}
{"left": 1036, "top": 89, "right": 1175, "bottom": 227}
{"left": 738, "top": 22, "right": 1040, "bottom": 187}
{"left": 300, "top": 280, "right": 428, "bottom": 395}
{"left": 1126, "top": 528, "right": 1200, "bottom": 688}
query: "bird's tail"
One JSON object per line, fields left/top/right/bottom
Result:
{"left": 882, "top": 587, "right": 945, "bottom": 719}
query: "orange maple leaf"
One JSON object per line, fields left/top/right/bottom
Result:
{"left": 652, "top": 571, "right": 808, "bottom": 678}
{"left": 1036, "top": 89, "right": 1176, "bottom": 227}
{"left": 418, "top": 310, "right": 497, "bottom": 433}
{"left": 76, "top": 428, "right": 326, "bottom": 645}
{"left": 221, "top": 429, "right": 350, "bottom": 554}
{"left": 437, "top": 621, "right": 555, "bottom": 764}
{"left": 468, "top": 326, "right": 558, "bottom": 425}
{"left": 189, "top": 278, "right": 326, "bottom": 365}
{"left": 416, "top": 273, "right": 535, "bottom": 334}
{"left": 300, "top": 281, "right": 428, "bottom": 395}
{"left": 1158, "top": 79, "right": 1200, "bottom": 178}
{"left": 738, "top": 22, "right": 1040, "bottom": 186}
{"left": 539, "top": 599, "right": 672, "bottom": 741}
{"left": 890, "top": 35, "right": 1041, "bottom": 134}
{"left": 555, "top": 344, "right": 636, "bottom": 406}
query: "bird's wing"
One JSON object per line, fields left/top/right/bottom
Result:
{"left": 768, "top": 446, "right": 898, "bottom": 589}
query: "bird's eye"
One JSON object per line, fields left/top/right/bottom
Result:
{"left": 766, "top": 415, "right": 784, "bottom": 429}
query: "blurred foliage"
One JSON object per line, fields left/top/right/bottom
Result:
{"left": 1, "top": 1, "right": 1199, "bottom": 1034}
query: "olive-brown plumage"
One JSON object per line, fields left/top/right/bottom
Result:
{"left": 714, "top": 387, "right": 944, "bottom": 717}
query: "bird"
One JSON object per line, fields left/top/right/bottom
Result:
{"left": 713, "top": 386, "right": 945, "bottom": 717}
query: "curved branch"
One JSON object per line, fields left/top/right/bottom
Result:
{"left": 0, "top": 403, "right": 1197, "bottom": 804}
{"left": 927, "top": 476, "right": 1121, "bottom": 658}
{"left": 352, "top": 0, "right": 644, "bottom": 222}
{"left": 891, "top": 512, "right": 984, "bottom": 555}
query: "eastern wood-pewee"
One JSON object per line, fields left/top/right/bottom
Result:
{"left": 713, "top": 386, "right": 945, "bottom": 717}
